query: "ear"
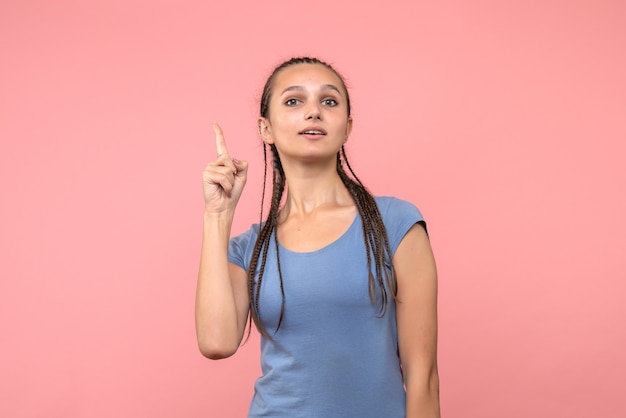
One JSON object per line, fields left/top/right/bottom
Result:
{"left": 258, "top": 117, "right": 274, "bottom": 144}
{"left": 345, "top": 116, "right": 353, "bottom": 141}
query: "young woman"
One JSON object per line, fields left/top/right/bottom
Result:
{"left": 195, "top": 57, "right": 440, "bottom": 417}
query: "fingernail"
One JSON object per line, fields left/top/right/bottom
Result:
{"left": 232, "top": 158, "right": 240, "bottom": 164}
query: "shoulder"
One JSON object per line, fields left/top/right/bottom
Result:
{"left": 230, "top": 223, "right": 262, "bottom": 247}
{"left": 374, "top": 196, "right": 426, "bottom": 254}
{"left": 374, "top": 196, "right": 424, "bottom": 223}
{"left": 228, "top": 223, "right": 262, "bottom": 270}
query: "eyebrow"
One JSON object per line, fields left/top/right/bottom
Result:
{"left": 279, "top": 84, "right": 341, "bottom": 95}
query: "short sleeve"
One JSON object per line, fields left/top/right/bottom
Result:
{"left": 228, "top": 224, "right": 261, "bottom": 271}
{"left": 376, "top": 196, "right": 425, "bottom": 255}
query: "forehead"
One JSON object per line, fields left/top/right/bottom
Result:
{"left": 272, "top": 63, "right": 345, "bottom": 93}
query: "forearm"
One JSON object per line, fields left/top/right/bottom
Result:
{"left": 405, "top": 367, "right": 440, "bottom": 418}
{"left": 195, "top": 211, "right": 242, "bottom": 359}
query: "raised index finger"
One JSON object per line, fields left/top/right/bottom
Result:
{"left": 212, "top": 123, "right": 229, "bottom": 157}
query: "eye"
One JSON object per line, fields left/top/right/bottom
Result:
{"left": 322, "top": 98, "right": 338, "bottom": 107}
{"left": 285, "top": 98, "right": 300, "bottom": 106}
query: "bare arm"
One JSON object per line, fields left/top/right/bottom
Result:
{"left": 394, "top": 223, "right": 440, "bottom": 418}
{"left": 195, "top": 124, "right": 250, "bottom": 359}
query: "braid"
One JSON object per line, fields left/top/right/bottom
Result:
{"left": 247, "top": 144, "right": 286, "bottom": 338}
{"left": 246, "top": 56, "right": 395, "bottom": 339}
{"left": 259, "top": 143, "right": 268, "bottom": 225}
{"left": 248, "top": 146, "right": 397, "bottom": 338}
{"left": 338, "top": 147, "right": 397, "bottom": 314}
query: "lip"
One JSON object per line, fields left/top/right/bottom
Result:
{"left": 298, "top": 126, "right": 327, "bottom": 136}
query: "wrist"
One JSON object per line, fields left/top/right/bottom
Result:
{"left": 203, "top": 209, "right": 235, "bottom": 231}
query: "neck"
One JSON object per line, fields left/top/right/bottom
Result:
{"left": 279, "top": 158, "right": 352, "bottom": 217}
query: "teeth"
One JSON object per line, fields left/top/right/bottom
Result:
{"left": 303, "top": 130, "right": 324, "bottom": 134}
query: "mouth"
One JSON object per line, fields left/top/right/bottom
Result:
{"left": 299, "top": 127, "right": 327, "bottom": 136}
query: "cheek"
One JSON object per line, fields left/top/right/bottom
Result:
{"left": 274, "top": 113, "right": 300, "bottom": 130}
{"left": 331, "top": 115, "right": 350, "bottom": 130}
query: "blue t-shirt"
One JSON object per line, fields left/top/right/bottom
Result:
{"left": 228, "top": 196, "right": 425, "bottom": 417}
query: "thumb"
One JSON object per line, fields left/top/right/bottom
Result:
{"left": 232, "top": 158, "right": 248, "bottom": 177}
{"left": 231, "top": 159, "right": 248, "bottom": 198}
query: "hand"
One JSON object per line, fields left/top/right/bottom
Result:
{"left": 202, "top": 124, "right": 248, "bottom": 214}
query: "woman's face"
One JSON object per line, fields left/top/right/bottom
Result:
{"left": 259, "top": 63, "right": 353, "bottom": 163}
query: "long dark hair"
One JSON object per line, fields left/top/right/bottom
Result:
{"left": 247, "top": 57, "right": 397, "bottom": 338}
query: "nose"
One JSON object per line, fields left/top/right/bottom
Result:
{"left": 304, "top": 102, "right": 322, "bottom": 120}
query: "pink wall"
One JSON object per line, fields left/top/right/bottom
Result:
{"left": 1, "top": 1, "right": 624, "bottom": 417}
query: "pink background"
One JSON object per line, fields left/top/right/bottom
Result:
{"left": 1, "top": 1, "right": 625, "bottom": 417}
